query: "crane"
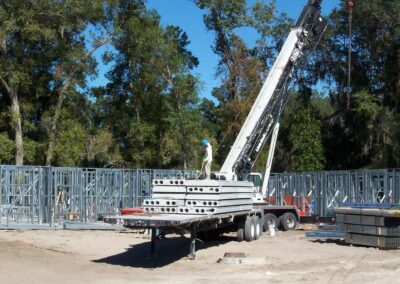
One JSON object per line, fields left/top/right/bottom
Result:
{"left": 106, "top": 1, "right": 329, "bottom": 259}
{"left": 219, "top": 0, "right": 327, "bottom": 200}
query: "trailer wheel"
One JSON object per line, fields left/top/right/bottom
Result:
{"left": 252, "top": 216, "right": 262, "bottom": 240}
{"left": 263, "top": 213, "right": 278, "bottom": 232}
{"left": 244, "top": 216, "right": 255, "bottom": 241}
{"left": 237, "top": 226, "right": 244, "bottom": 242}
{"left": 279, "top": 212, "right": 298, "bottom": 231}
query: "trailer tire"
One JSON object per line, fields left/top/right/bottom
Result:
{"left": 279, "top": 212, "right": 298, "bottom": 231}
{"left": 263, "top": 213, "right": 278, "bottom": 232}
{"left": 237, "top": 227, "right": 244, "bottom": 242}
{"left": 252, "top": 216, "right": 262, "bottom": 240}
{"left": 244, "top": 216, "right": 255, "bottom": 241}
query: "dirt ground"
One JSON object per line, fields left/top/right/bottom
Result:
{"left": 0, "top": 225, "right": 399, "bottom": 284}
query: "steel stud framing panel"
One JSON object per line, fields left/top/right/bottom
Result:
{"left": 1, "top": 166, "right": 400, "bottom": 224}
{"left": 268, "top": 169, "right": 400, "bottom": 217}
{"left": 0, "top": 165, "right": 196, "bottom": 225}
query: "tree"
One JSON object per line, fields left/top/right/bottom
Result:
{"left": 96, "top": 2, "right": 205, "bottom": 169}
{"left": 194, "top": 0, "right": 284, "bottom": 167}
{"left": 306, "top": 0, "right": 400, "bottom": 169}
{"left": 43, "top": 0, "right": 112, "bottom": 166}
{"left": 0, "top": 0, "right": 107, "bottom": 166}
{"left": 288, "top": 107, "right": 325, "bottom": 172}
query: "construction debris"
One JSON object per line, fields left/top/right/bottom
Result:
{"left": 217, "top": 252, "right": 267, "bottom": 265}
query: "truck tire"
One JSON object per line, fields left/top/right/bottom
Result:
{"left": 279, "top": 212, "right": 298, "bottom": 231}
{"left": 252, "top": 216, "right": 262, "bottom": 240}
{"left": 263, "top": 213, "right": 278, "bottom": 232}
{"left": 244, "top": 216, "right": 255, "bottom": 242}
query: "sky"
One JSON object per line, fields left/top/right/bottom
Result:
{"left": 89, "top": 0, "right": 341, "bottom": 100}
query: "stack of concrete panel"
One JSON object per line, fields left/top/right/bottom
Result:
{"left": 143, "top": 179, "right": 254, "bottom": 215}
{"left": 334, "top": 207, "right": 400, "bottom": 249}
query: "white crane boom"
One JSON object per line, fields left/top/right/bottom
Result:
{"left": 219, "top": 0, "right": 327, "bottom": 182}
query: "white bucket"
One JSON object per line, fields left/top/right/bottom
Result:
{"left": 268, "top": 224, "right": 276, "bottom": 236}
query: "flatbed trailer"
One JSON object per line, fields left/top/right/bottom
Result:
{"left": 105, "top": 205, "right": 299, "bottom": 259}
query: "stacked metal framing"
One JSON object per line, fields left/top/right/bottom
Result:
{"left": 143, "top": 179, "right": 253, "bottom": 215}
{"left": 334, "top": 206, "right": 400, "bottom": 249}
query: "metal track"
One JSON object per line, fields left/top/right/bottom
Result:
{"left": 345, "top": 233, "right": 400, "bottom": 248}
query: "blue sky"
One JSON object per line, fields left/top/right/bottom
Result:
{"left": 89, "top": 0, "right": 341, "bottom": 100}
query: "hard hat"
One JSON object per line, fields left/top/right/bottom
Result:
{"left": 201, "top": 139, "right": 209, "bottom": 145}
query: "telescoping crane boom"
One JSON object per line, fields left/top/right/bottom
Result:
{"left": 219, "top": 0, "right": 327, "bottom": 188}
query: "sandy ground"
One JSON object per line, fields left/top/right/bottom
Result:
{"left": 0, "top": 225, "right": 399, "bottom": 284}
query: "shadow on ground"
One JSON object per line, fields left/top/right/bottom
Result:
{"left": 310, "top": 239, "right": 347, "bottom": 246}
{"left": 92, "top": 235, "right": 234, "bottom": 268}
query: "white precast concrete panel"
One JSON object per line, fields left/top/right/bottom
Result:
{"left": 220, "top": 28, "right": 303, "bottom": 180}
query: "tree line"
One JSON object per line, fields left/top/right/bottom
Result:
{"left": 0, "top": 0, "right": 399, "bottom": 172}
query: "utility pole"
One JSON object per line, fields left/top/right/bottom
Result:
{"left": 347, "top": 1, "right": 354, "bottom": 110}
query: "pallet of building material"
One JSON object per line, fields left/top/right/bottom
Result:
{"left": 336, "top": 214, "right": 400, "bottom": 227}
{"left": 186, "top": 193, "right": 253, "bottom": 200}
{"left": 345, "top": 233, "right": 400, "bottom": 249}
{"left": 143, "top": 199, "right": 185, "bottom": 207}
{"left": 318, "top": 223, "right": 346, "bottom": 232}
{"left": 338, "top": 203, "right": 400, "bottom": 209}
{"left": 343, "top": 224, "right": 400, "bottom": 237}
{"left": 334, "top": 207, "right": 400, "bottom": 218}
{"left": 176, "top": 205, "right": 253, "bottom": 215}
{"left": 185, "top": 199, "right": 253, "bottom": 207}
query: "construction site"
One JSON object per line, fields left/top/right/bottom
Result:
{"left": 1, "top": 0, "right": 400, "bottom": 283}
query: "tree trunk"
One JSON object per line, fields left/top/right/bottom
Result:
{"left": 10, "top": 93, "right": 24, "bottom": 165}
{"left": 1, "top": 78, "right": 24, "bottom": 165}
{"left": 45, "top": 88, "right": 65, "bottom": 166}
{"left": 45, "top": 33, "right": 115, "bottom": 166}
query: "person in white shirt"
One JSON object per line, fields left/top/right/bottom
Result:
{"left": 201, "top": 139, "right": 212, "bottom": 180}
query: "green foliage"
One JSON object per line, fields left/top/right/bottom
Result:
{"left": 0, "top": 132, "right": 14, "bottom": 164}
{"left": 23, "top": 139, "right": 42, "bottom": 165}
{"left": 288, "top": 108, "right": 325, "bottom": 172}
{"left": 0, "top": 0, "right": 399, "bottom": 174}
{"left": 194, "top": 0, "right": 280, "bottom": 167}
{"left": 95, "top": 3, "right": 207, "bottom": 169}
{"left": 126, "top": 121, "right": 157, "bottom": 168}
{"left": 84, "top": 129, "right": 122, "bottom": 167}
{"left": 52, "top": 120, "right": 86, "bottom": 167}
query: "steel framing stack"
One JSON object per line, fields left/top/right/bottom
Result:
{"left": 1, "top": 165, "right": 400, "bottom": 225}
{"left": 334, "top": 206, "right": 400, "bottom": 248}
